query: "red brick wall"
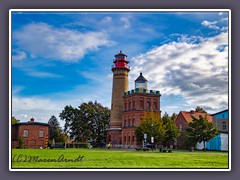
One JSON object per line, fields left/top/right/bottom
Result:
{"left": 123, "top": 93, "right": 160, "bottom": 112}
{"left": 175, "top": 112, "right": 188, "bottom": 131}
{"left": 175, "top": 112, "right": 188, "bottom": 148}
{"left": 12, "top": 124, "right": 49, "bottom": 149}
{"left": 122, "top": 93, "right": 161, "bottom": 148}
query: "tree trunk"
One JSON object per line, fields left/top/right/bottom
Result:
{"left": 203, "top": 141, "right": 206, "bottom": 151}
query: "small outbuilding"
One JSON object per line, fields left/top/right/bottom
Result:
{"left": 12, "top": 118, "right": 49, "bottom": 148}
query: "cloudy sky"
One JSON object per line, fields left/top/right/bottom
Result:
{"left": 11, "top": 10, "right": 229, "bottom": 126}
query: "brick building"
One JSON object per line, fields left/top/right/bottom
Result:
{"left": 12, "top": 118, "right": 49, "bottom": 148}
{"left": 175, "top": 110, "right": 212, "bottom": 148}
{"left": 107, "top": 51, "right": 161, "bottom": 148}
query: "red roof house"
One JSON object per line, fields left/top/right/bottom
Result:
{"left": 174, "top": 110, "right": 213, "bottom": 148}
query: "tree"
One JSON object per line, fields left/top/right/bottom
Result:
{"left": 48, "top": 115, "right": 67, "bottom": 143}
{"left": 162, "top": 112, "right": 170, "bottom": 124}
{"left": 135, "top": 110, "right": 166, "bottom": 146}
{"left": 82, "top": 101, "right": 110, "bottom": 146}
{"left": 162, "top": 112, "right": 180, "bottom": 147}
{"left": 170, "top": 113, "right": 177, "bottom": 122}
{"left": 18, "top": 136, "right": 24, "bottom": 149}
{"left": 186, "top": 115, "right": 218, "bottom": 151}
{"left": 195, "top": 106, "right": 207, "bottom": 113}
{"left": 182, "top": 129, "right": 196, "bottom": 150}
{"left": 164, "top": 120, "right": 180, "bottom": 148}
{"left": 12, "top": 116, "right": 20, "bottom": 124}
{"left": 59, "top": 101, "right": 110, "bottom": 146}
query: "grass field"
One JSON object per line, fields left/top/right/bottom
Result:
{"left": 11, "top": 148, "right": 229, "bottom": 169}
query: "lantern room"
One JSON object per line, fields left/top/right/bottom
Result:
{"left": 135, "top": 72, "right": 148, "bottom": 90}
{"left": 112, "top": 51, "right": 130, "bottom": 71}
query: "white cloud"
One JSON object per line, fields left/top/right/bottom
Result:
{"left": 26, "top": 70, "right": 62, "bottom": 78}
{"left": 201, "top": 20, "right": 219, "bottom": 30}
{"left": 221, "top": 17, "right": 228, "bottom": 22}
{"left": 218, "top": 12, "right": 223, "bottom": 16}
{"left": 12, "top": 96, "right": 62, "bottom": 123}
{"left": 221, "top": 26, "right": 228, "bottom": 31}
{"left": 12, "top": 51, "right": 27, "bottom": 61}
{"left": 102, "top": 16, "right": 112, "bottom": 24}
{"left": 13, "top": 23, "right": 113, "bottom": 62}
{"left": 120, "top": 17, "right": 131, "bottom": 29}
{"left": 129, "top": 32, "right": 228, "bottom": 113}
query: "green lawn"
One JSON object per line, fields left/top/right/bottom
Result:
{"left": 11, "top": 148, "right": 229, "bottom": 169}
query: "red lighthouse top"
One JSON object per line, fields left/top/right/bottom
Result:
{"left": 112, "top": 51, "right": 130, "bottom": 71}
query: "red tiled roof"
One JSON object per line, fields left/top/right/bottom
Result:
{"left": 180, "top": 111, "right": 213, "bottom": 123}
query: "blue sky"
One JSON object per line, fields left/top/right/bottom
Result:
{"left": 11, "top": 10, "right": 229, "bottom": 126}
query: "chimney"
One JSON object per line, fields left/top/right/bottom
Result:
{"left": 30, "top": 117, "right": 34, "bottom": 123}
{"left": 190, "top": 110, "right": 195, "bottom": 114}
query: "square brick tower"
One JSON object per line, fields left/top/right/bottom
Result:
{"left": 122, "top": 73, "right": 161, "bottom": 148}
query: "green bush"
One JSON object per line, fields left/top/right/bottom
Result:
{"left": 18, "top": 136, "right": 24, "bottom": 149}
{"left": 66, "top": 142, "right": 90, "bottom": 149}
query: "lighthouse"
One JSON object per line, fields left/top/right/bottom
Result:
{"left": 108, "top": 51, "right": 130, "bottom": 145}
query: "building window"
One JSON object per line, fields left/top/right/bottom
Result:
{"left": 124, "top": 136, "right": 126, "bottom": 142}
{"left": 222, "top": 122, "right": 227, "bottom": 130}
{"left": 179, "top": 124, "right": 183, "bottom": 131}
{"left": 140, "top": 100, "right": 144, "bottom": 109}
{"left": 128, "top": 119, "right": 131, "bottom": 126}
{"left": 128, "top": 136, "right": 130, "bottom": 142}
{"left": 154, "top": 102, "right": 157, "bottom": 110}
{"left": 128, "top": 101, "right": 131, "bottom": 109}
{"left": 133, "top": 101, "right": 135, "bottom": 108}
{"left": 222, "top": 114, "right": 225, "bottom": 118}
{"left": 125, "top": 102, "right": 127, "bottom": 110}
{"left": 132, "top": 136, "right": 135, "bottom": 142}
{"left": 146, "top": 101, "right": 151, "bottom": 109}
{"left": 23, "top": 130, "right": 29, "bottom": 137}
{"left": 132, "top": 118, "right": 135, "bottom": 126}
{"left": 39, "top": 130, "right": 44, "bottom": 137}
{"left": 124, "top": 120, "right": 127, "bottom": 127}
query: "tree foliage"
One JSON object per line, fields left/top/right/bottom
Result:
{"left": 162, "top": 113, "right": 180, "bottom": 147}
{"left": 135, "top": 110, "right": 166, "bottom": 145}
{"left": 59, "top": 101, "right": 110, "bottom": 146}
{"left": 186, "top": 115, "right": 218, "bottom": 151}
{"left": 18, "top": 136, "right": 24, "bottom": 149}
{"left": 48, "top": 115, "right": 67, "bottom": 143}
{"left": 135, "top": 111, "right": 180, "bottom": 147}
{"left": 12, "top": 116, "right": 20, "bottom": 124}
{"left": 164, "top": 120, "right": 180, "bottom": 147}
{"left": 195, "top": 106, "right": 207, "bottom": 113}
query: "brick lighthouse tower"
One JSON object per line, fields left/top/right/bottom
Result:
{"left": 107, "top": 51, "right": 130, "bottom": 146}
